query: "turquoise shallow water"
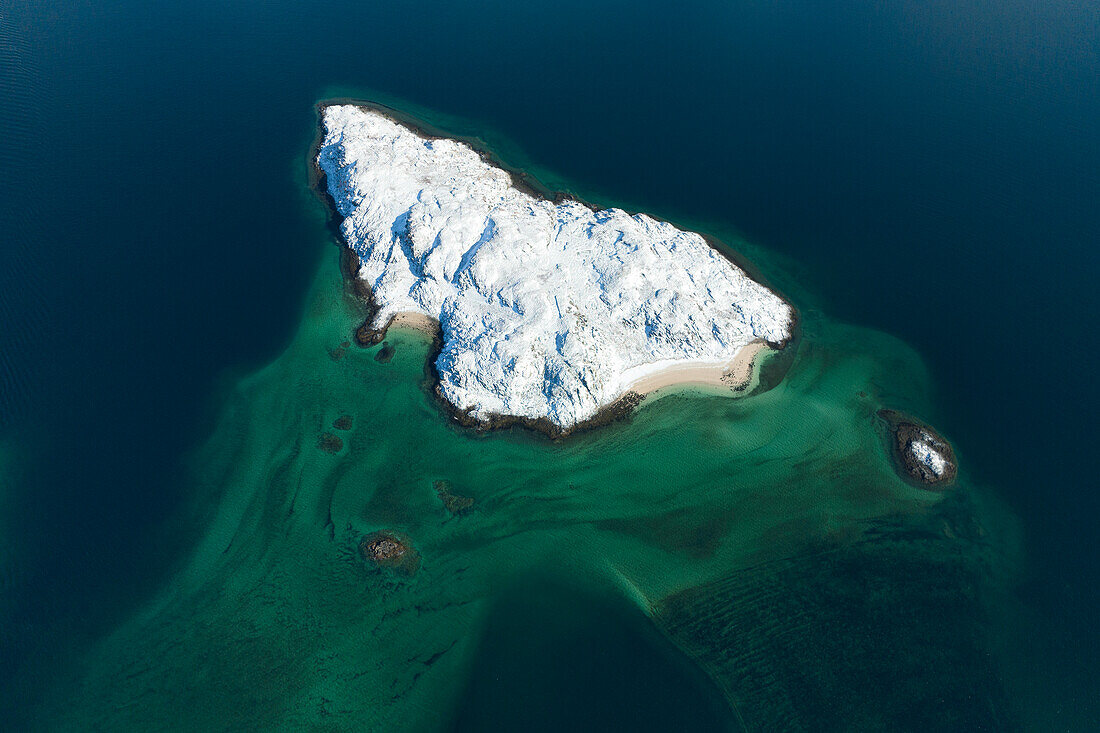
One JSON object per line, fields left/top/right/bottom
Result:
{"left": 27, "top": 151, "right": 1019, "bottom": 728}
{"left": 1, "top": 0, "right": 1097, "bottom": 728}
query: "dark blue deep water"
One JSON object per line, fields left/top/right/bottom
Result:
{"left": 1, "top": 0, "right": 1097, "bottom": 728}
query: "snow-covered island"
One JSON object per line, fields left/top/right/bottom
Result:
{"left": 317, "top": 103, "right": 795, "bottom": 433}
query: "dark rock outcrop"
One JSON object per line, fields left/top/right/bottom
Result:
{"left": 879, "top": 409, "right": 958, "bottom": 488}
{"left": 359, "top": 530, "right": 421, "bottom": 575}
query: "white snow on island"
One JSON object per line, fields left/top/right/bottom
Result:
{"left": 317, "top": 104, "right": 794, "bottom": 431}
{"left": 910, "top": 433, "right": 949, "bottom": 478}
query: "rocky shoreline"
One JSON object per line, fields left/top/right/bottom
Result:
{"left": 359, "top": 530, "right": 421, "bottom": 576}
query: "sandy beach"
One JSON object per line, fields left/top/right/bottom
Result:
{"left": 388, "top": 311, "right": 442, "bottom": 337}
{"left": 386, "top": 308, "right": 768, "bottom": 400}
{"left": 626, "top": 340, "right": 769, "bottom": 396}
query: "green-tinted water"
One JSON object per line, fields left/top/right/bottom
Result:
{"left": 39, "top": 111, "right": 1019, "bottom": 731}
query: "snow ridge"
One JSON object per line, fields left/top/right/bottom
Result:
{"left": 911, "top": 434, "right": 949, "bottom": 477}
{"left": 318, "top": 104, "right": 794, "bottom": 430}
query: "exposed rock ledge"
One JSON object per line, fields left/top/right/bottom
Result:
{"left": 359, "top": 530, "right": 421, "bottom": 576}
{"left": 317, "top": 103, "right": 795, "bottom": 433}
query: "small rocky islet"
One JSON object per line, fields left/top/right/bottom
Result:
{"left": 359, "top": 530, "right": 421, "bottom": 576}
{"left": 879, "top": 409, "right": 958, "bottom": 488}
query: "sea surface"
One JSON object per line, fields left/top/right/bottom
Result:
{"left": 1, "top": 0, "right": 1097, "bottom": 729}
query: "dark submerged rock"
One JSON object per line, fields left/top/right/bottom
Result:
{"left": 374, "top": 341, "right": 396, "bottom": 363}
{"left": 318, "top": 432, "right": 344, "bottom": 454}
{"left": 433, "top": 480, "right": 475, "bottom": 516}
{"left": 333, "top": 415, "right": 353, "bottom": 431}
{"left": 653, "top": 497, "right": 1011, "bottom": 731}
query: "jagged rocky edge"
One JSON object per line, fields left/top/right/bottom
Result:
{"left": 309, "top": 99, "right": 800, "bottom": 439}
